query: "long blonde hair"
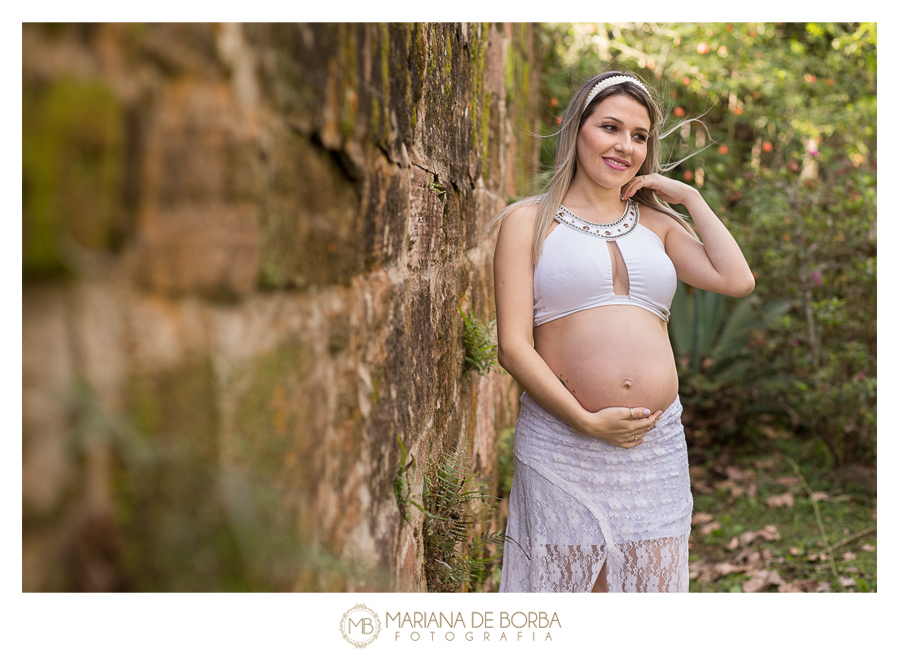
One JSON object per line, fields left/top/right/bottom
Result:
{"left": 489, "top": 70, "right": 698, "bottom": 265}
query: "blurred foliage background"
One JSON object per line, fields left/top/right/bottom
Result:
{"left": 534, "top": 22, "right": 876, "bottom": 473}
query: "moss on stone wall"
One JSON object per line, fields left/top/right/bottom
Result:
{"left": 116, "top": 358, "right": 248, "bottom": 591}
{"left": 231, "top": 339, "right": 321, "bottom": 494}
{"left": 23, "top": 78, "right": 126, "bottom": 276}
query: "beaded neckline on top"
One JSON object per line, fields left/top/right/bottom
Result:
{"left": 554, "top": 200, "right": 640, "bottom": 240}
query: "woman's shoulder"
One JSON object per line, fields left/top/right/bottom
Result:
{"left": 640, "top": 204, "right": 684, "bottom": 246}
{"left": 636, "top": 202, "right": 684, "bottom": 241}
{"left": 636, "top": 201, "right": 672, "bottom": 224}
{"left": 496, "top": 199, "right": 540, "bottom": 240}
{"left": 504, "top": 198, "right": 541, "bottom": 221}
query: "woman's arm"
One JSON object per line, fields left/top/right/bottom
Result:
{"left": 624, "top": 175, "right": 755, "bottom": 297}
{"left": 493, "top": 204, "right": 661, "bottom": 448}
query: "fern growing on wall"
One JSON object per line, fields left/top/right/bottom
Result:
{"left": 422, "top": 439, "right": 506, "bottom": 592}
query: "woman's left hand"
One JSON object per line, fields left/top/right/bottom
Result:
{"left": 621, "top": 173, "right": 696, "bottom": 206}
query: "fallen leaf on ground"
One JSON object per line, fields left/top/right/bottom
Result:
{"left": 745, "top": 550, "right": 770, "bottom": 571}
{"left": 789, "top": 547, "right": 800, "bottom": 556}
{"left": 775, "top": 476, "right": 800, "bottom": 486}
{"left": 714, "top": 479, "right": 752, "bottom": 497}
{"left": 725, "top": 466, "right": 755, "bottom": 482}
{"left": 810, "top": 491, "right": 830, "bottom": 502}
{"left": 740, "top": 531, "right": 758, "bottom": 546}
{"left": 715, "top": 562, "right": 743, "bottom": 576}
{"left": 689, "top": 466, "right": 708, "bottom": 479}
{"left": 691, "top": 512, "right": 714, "bottom": 526}
{"left": 861, "top": 544, "right": 876, "bottom": 552}
{"left": 743, "top": 569, "right": 784, "bottom": 593}
{"left": 692, "top": 481, "right": 714, "bottom": 494}
{"left": 816, "top": 582, "right": 832, "bottom": 592}
{"left": 758, "top": 525, "right": 780, "bottom": 541}
{"left": 700, "top": 521, "right": 720, "bottom": 535}
{"left": 766, "top": 492, "right": 795, "bottom": 508}
{"left": 727, "top": 537, "right": 740, "bottom": 550}
{"left": 839, "top": 576, "right": 857, "bottom": 588}
{"left": 689, "top": 559, "right": 716, "bottom": 582}
{"left": 842, "top": 552, "right": 857, "bottom": 561}
{"left": 778, "top": 580, "right": 818, "bottom": 593}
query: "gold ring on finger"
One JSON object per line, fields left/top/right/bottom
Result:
{"left": 629, "top": 408, "right": 634, "bottom": 420}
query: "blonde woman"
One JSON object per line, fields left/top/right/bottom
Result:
{"left": 493, "top": 71, "right": 754, "bottom": 592}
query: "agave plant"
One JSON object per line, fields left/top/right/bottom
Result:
{"left": 668, "top": 280, "right": 793, "bottom": 376}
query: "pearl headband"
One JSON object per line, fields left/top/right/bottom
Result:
{"left": 584, "top": 75, "right": 649, "bottom": 110}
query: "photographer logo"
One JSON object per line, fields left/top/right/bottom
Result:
{"left": 340, "top": 604, "right": 382, "bottom": 648}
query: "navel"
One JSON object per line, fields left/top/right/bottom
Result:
{"left": 621, "top": 378, "right": 634, "bottom": 390}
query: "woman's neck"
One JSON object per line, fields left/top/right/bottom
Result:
{"left": 562, "top": 177, "right": 628, "bottom": 221}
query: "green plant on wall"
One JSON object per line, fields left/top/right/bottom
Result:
{"left": 422, "top": 439, "right": 505, "bottom": 592}
{"left": 428, "top": 174, "right": 447, "bottom": 196}
{"left": 394, "top": 435, "right": 435, "bottom": 525}
{"left": 460, "top": 299, "right": 500, "bottom": 376}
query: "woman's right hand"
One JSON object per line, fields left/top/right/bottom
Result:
{"left": 576, "top": 406, "right": 663, "bottom": 448}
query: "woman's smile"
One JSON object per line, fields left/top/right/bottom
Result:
{"left": 602, "top": 156, "right": 631, "bottom": 171}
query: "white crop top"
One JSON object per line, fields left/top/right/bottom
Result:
{"left": 533, "top": 201, "right": 677, "bottom": 325}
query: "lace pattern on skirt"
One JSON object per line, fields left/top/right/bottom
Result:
{"left": 499, "top": 392, "right": 693, "bottom": 593}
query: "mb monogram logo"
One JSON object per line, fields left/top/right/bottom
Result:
{"left": 340, "top": 604, "right": 382, "bottom": 648}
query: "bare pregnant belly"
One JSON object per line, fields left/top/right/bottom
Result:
{"left": 534, "top": 305, "right": 679, "bottom": 414}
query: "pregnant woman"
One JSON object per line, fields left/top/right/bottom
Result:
{"left": 492, "top": 72, "right": 754, "bottom": 592}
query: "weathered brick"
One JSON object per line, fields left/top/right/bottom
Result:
{"left": 257, "top": 126, "right": 363, "bottom": 289}
{"left": 137, "top": 85, "right": 261, "bottom": 297}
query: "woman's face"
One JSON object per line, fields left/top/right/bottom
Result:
{"left": 575, "top": 93, "right": 651, "bottom": 192}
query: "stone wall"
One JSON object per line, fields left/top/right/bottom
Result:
{"left": 22, "top": 23, "right": 541, "bottom": 591}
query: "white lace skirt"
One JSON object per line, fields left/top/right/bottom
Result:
{"left": 499, "top": 392, "right": 693, "bottom": 593}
